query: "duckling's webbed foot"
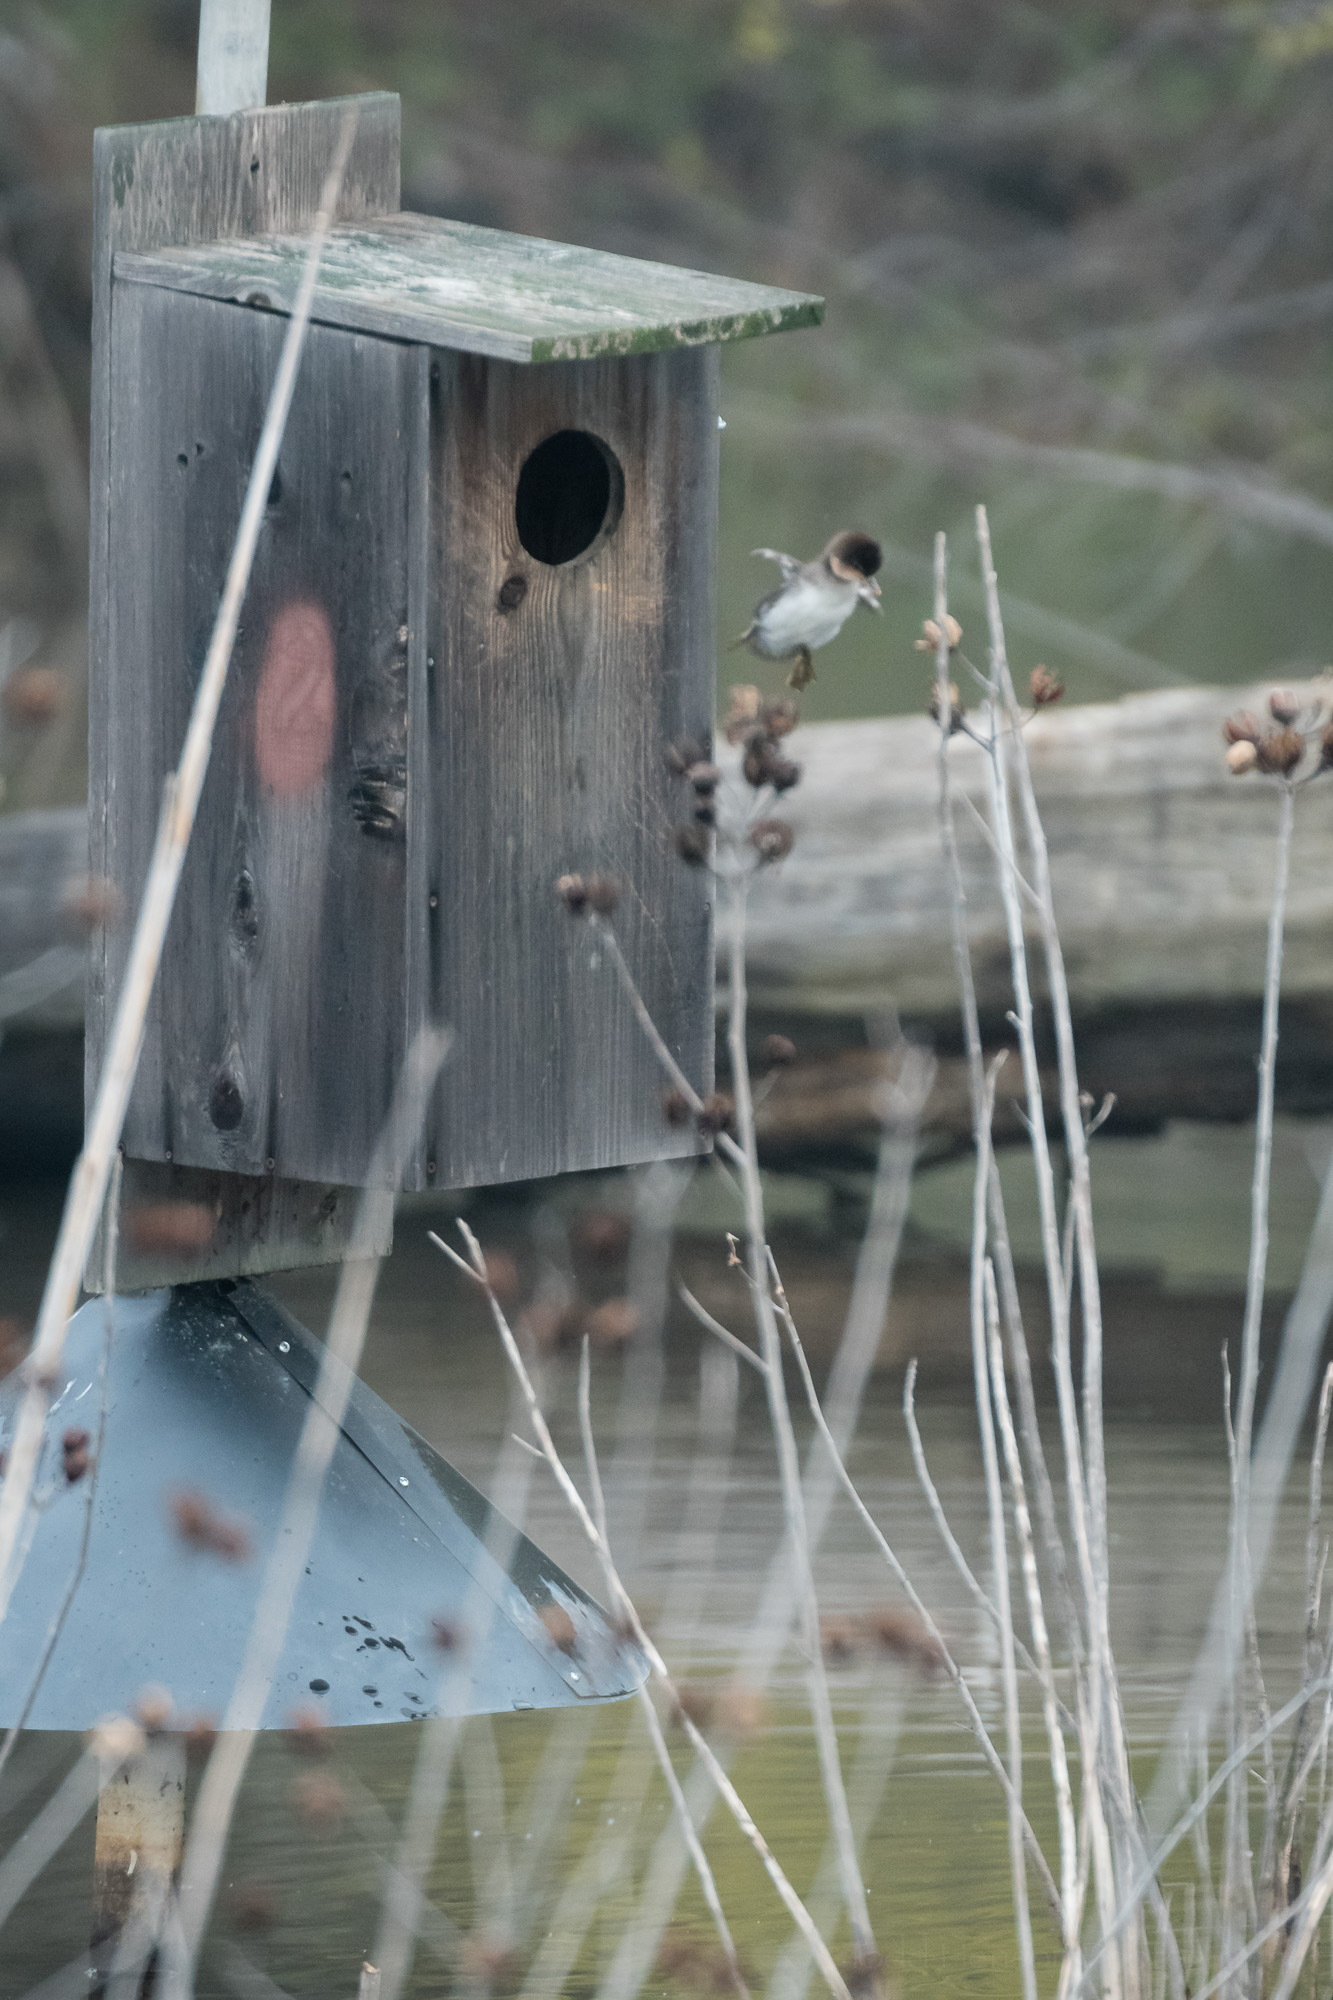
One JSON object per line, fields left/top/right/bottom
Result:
{"left": 786, "top": 646, "right": 815, "bottom": 691}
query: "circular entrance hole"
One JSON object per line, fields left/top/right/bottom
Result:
{"left": 515, "top": 430, "right": 623, "bottom": 566}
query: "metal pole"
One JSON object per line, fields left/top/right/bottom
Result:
{"left": 196, "top": 0, "right": 270, "bottom": 116}
{"left": 92, "top": 1733, "right": 186, "bottom": 1995}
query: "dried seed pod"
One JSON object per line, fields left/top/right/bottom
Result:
{"left": 761, "top": 697, "right": 800, "bottom": 738}
{"left": 661, "top": 1087, "right": 692, "bottom": 1127}
{"left": 741, "top": 737, "right": 770, "bottom": 787}
{"left": 125, "top": 1202, "right": 215, "bottom": 1257}
{"left": 820, "top": 1615, "right": 858, "bottom": 1664}
{"left": 860, "top": 1605, "right": 946, "bottom": 1676}
{"left": 1225, "top": 740, "right": 1258, "bottom": 775}
{"left": 87, "top": 1715, "right": 147, "bottom": 1764}
{"left": 431, "top": 1615, "right": 466, "bottom": 1653}
{"left": 3, "top": 665, "right": 66, "bottom": 726}
{"left": 686, "top": 760, "right": 721, "bottom": 796}
{"left": 724, "top": 684, "right": 762, "bottom": 736}
{"left": 1029, "top": 664, "right": 1064, "bottom": 707}
{"left": 692, "top": 800, "right": 717, "bottom": 827}
{"left": 292, "top": 1769, "right": 346, "bottom": 1827}
{"left": 914, "top": 615, "right": 962, "bottom": 653}
{"left": 1223, "top": 712, "right": 1262, "bottom": 745}
{"left": 477, "top": 1247, "right": 521, "bottom": 1306}
{"left": 1255, "top": 728, "right": 1304, "bottom": 775}
{"left": 665, "top": 735, "right": 710, "bottom": 776}
{"left": 286, "top": 1706, "right": 333, "bottom": 1758}
{"left": 673, "top": 824, "right": 710, "bottom": 866}
{"left": 929, "top": 682, "right": 964, "bottom": 734}
{"left": 539, "top": 1604, "right": 578, "bottom": 1656}
{"left": 760, "top": 1033, "right": 797, "bottom": 1067}
{"left": 574, "top": 1211, "right": 632, "bottom": 1262}
{"left": 132, "top": 1685, "right": 174, "bottom": 1735}
{"left": 696, "top": 1092, "right": 735, "bottom": 1136}
{"left": 555, "top": 873, "right": 588, "bottom": 914}
{"left": 184, "top": 1715, "right": 218, "bottom": 1761}
{"left": 750, "top": 818, "right": 795, "bottom": 863}
{"left": 1321, "top": 723, "right": 1333, "bottom": 768}
{"left": 842, "top": 1952, "right": 887, "bottom": 2000}
{"left": 169, "top": 1486, "right": 252, "bottom": 1562}
{"left": 1269, "top": 688, "right": 1301, "bottom": 725}
{"left": 766, "top": 754, "right": 801, "bottom": 793}
{"left": 585, "top": 1297, "right": 640, "bottom": 1350}
{"left": 583, "top": 873, "right": 621, "bottom": 916}
{"left": 62, "top": 1425, "right": 91, "bottom": 1484}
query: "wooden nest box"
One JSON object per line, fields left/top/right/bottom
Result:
{"left": 88, "top": 93, "right": 822, "bottom": 1286}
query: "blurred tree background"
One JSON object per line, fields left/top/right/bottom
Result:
{"left": 3, "top": 0, "right": 1333, "bottom": 739}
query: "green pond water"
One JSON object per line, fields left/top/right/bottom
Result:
{"left": 0, "top": 1160, "right": 1323, "bottom": 1999}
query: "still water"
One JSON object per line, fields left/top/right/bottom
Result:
{"left": 0, "top": 1167, "right": 1319, "bottom": 1999}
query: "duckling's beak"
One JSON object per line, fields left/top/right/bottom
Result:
{"left": 858, "top": 576, "right": 882, "bottom": 610}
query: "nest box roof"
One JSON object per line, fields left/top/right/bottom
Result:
{"left": 116, "top": 212, "right": 824, "bottom": 364}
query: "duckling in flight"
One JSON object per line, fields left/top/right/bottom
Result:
{"left": 734, "top": 530, "right": 883, "bottom": 689}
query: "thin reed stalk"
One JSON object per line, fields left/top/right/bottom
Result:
{"left": 0, "top": 112, "right": 357, "bottom": 1639}
{"left": 433, "top": 1222, "right": 856, "bottom": 2000}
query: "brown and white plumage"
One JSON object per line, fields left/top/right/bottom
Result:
{"left": 734, "top": 530, "right": 882, "bottom": 688}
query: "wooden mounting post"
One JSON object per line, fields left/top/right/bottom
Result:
{"left": 91, "top": 1734, "right": 186, "bottom": 1994}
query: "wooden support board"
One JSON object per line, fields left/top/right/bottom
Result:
{"left": 87, "top": 94, "right": 401, "bottom": 1277}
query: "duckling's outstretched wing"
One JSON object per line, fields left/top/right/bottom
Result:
{"left": 752, "top": 547, "right": 802, "bottom": 585}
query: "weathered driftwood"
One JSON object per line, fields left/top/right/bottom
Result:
{"left": 5, "top": 681, "right": 1331, "bottom": 1165}
{"left": 741, "top": 679, "right": 1333, "bottom": 1155}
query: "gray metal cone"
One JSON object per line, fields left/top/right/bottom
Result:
{"left": 0, "top": 1280, "right": 644, "bottom": 1729}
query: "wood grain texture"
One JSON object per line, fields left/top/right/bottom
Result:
{"left": 411, "top": 347, "right": 718, "bottom": 1190}
{"left": 106, "top": 287, "right": 424, "bottom": 1185}
{"left": 88, "top": 95, "right": 401, "bottom": 1279}
{"left": 86, "top": 1158, "right": 393, "bottom": 1296}
{"left": 116, "top": 212, "right": 824, "bottom": 363}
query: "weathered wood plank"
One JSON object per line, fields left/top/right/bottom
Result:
{"left": 413, "top": 347, "right": 718, "bottom": 1189}
{"left": 87, "top": 1158, "right": 393, "bottom": 1296}
{"left": 87, "top": 94, "right": 401, "bottom": 1281}
{"left": 106, "top": 288, "right": 423, "bottom": 1185}
{"left": 738, "top": 679, "right": 1333, "bottom": 1020}
{"left": 115, "top": 212, "right": 823, "bottom": 364}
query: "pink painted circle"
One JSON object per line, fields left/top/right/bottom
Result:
{"left": 254, "top": 599, "right": 336, "bottom": 798}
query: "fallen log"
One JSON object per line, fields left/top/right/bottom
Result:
{"left": 3, "top": 682, "right": 1331, "bottom": 1166}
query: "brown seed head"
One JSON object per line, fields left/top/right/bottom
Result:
{"left": 3, "top": 665, "right": 66, "bottom": 726}
{"left": 555, "top": 873, "right": 588, "bottom": 914}
{"left": 132, "top": 1684, "right": 174, "bottom": 1735}
{"left": 1255, "top": 727, "right": 1304, "bottom": 775}
{"left": 842, "top": 1952, "right": 887, "bottom": 2000}
{"left": 125, "top": 1202, "right": 215, "bottom": 1257}
{"left": 687, "top": 761, "right": 721, "bottom": 796}
{"left": 821, "top": 1615, "right": 858, "bottom": 1664}
{"left": 661, "top": 1086, "right": 692, "bottom": 1127}
{"left": 914, "top": 615, "right": 962, "bottom": 653}
{"left": 1223, "top": 711, "right": 1263, "bottom": 745}
{"left": 229, "top": 1881, "right": 277, "bottom": 1932}
{"left": 285, "top": 1706, "right": 333, "bottom": 1758}
{"left": 583, "top": 873, "right": 620, "bottom": 917}
{"left": 665, "top": 735, "right": 710, "bottom": 776}
{"left": 673, "top": 824, "right": 710, "bottom": 867}
{"left": 431, "top": 1615, "right": 466, "bottom": 1653}
{"left": 62, "top": 875, "right": 123, "bottom": 933}
{"left": 724, "top": 684, "right": 762, "bottom": 739}
{"left": 929, "top": 682, "right": 964, "bottom": 734}
{"left": 1321, "top": 722, "right": 1333, "bottom": 768}
{"left": 1226, "top": 740, "right": 1258, "bottom": 776}
{"left": 585, "top": 1297, "right": 640, "bottom": 1350}
{"left": 169, "top": 1486, "right": 251, "bottom": 1562}
{"left": 574, "top": 1210, "right": 633, "bottom": 1262}
{"left": 761, "top": 1033, "right": 797, "bottom": 1067}
{"left": 750, "top": 818, "right": 795, "bottom": 863}
{"left": 1029, "top": 664, "right": 1064, "bottom": 707}
{"left": 184, "top": 1715, "right": 218, "bottom": 1761}
{"left": 539, "top": 1604, "right": 578, "bottom": 1656}
{"left": 477, "top": 1247, "right": 521, "bottom": 1306}
{"left": 862, "top": 1605, "right": 946, "bottom": 1676}
{"left": 62, "top": 1425, "right": 91, "bottom": 1484}
{"left": 761, "top": 696, "right": 800, "bottom": 738}
{"left": 87, "top": 1714, "right": 147, "bottom": 1764}
{"left": 1269, "top": 688, "right": 1301, "bottom": 725}
{"left": 291, "top": 1769, "right": 346, "bottom": 1827}
{"left": 696, "top": 1092, "right": 735, "bottom": 1137}
{"left": 460, "top": 1937, "right": 521, "bottom": 1990}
